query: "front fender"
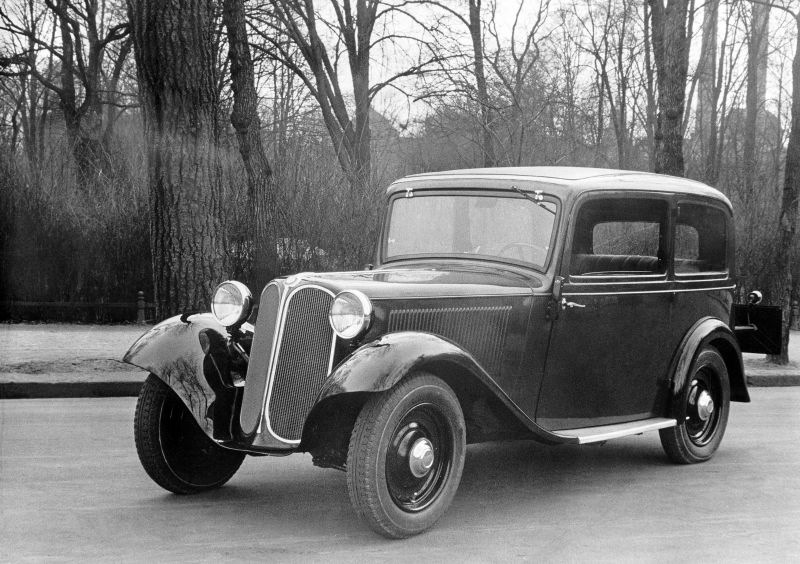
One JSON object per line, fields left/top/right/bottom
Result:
{"left": 668, "top": 317, "right": 748, "bottom": 421}
{"left": 123, "top": 314, "right": 228, "bottom": 438}
{"left": 316, "top": 332, "right": 574, "bottom": 445}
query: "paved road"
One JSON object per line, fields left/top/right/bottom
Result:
{"left": 2, "top": 389, "right": 799, "bottom": 562}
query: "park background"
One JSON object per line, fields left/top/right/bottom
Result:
{"left": 0, "top": 0, "right": 798, "bottom": 361}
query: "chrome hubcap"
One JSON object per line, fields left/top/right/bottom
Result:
{"left": 408, "top": 437, "right": 435, "bottom": 478}
{"left": 696, "top": 390, "right": 714, "bottom": 421}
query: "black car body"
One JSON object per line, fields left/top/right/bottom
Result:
{"left": 125, "top": 167, "right": 781, "bottom": 538}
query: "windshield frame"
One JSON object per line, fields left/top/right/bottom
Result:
{"left": 379, "top": 188, "right": 562, "bottom": 273}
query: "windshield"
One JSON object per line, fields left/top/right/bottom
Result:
{"left": 384, "top": 193, "right": 558, "bottom": 269}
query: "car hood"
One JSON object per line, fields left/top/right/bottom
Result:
{"left": 283, "top": 264, "right": 541, "bottom": 300}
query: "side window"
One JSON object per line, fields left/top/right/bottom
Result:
{"left": 570, "top": 198, "right": 668, "bottom": 276}
{"left": 674, "top": 203, "right": 727, "bottom": 274}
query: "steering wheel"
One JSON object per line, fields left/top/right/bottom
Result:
{"left": 497, "top": 242, "right": 547, "bottom": 261}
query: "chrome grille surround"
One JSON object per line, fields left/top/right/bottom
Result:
{"left": 260, "top": 284, "right": 336, "bottom": 444}
{"left": 240, "top": 282, "right": 282, "bottom": 436}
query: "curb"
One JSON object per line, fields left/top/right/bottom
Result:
{"left": 746, "top": 374, "right": 800, "bottom": 387}
{"left": 0, "top": 381, "right": 143, "bottom": 399}
{"left": 2, "top": 374, "right": 799, "bottom": 399}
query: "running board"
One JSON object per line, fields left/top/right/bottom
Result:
{"left": 551, "top": 418, "right": 677, "bottom": 444}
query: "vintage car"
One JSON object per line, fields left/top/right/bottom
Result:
{"left": 124, "top": 167, "right": 781, "bottom": 539}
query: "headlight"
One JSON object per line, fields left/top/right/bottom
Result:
{"left": 329, "top": 290, "right": 372, "bottom": 340}
{"left": 211, "top": 280, "right": 253, "bottom": 327}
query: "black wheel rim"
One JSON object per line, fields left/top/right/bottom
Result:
{"left": 385, "top": 403, "right": 453, "bottom": 513}
{"left": 159, "top": 393, "right": 232, "bottom": 486}
{"left": 685, "top": 367, "right": 722, "bottom": 447}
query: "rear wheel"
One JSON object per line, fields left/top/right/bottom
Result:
{"left": 134, "top": 374, "right": 245, "bottom": 494}
{"left": 346, "top": 373, "right": 466, "bottom": 538}
{"left": 660, "top": 347, "right": 730, "bottom": 464}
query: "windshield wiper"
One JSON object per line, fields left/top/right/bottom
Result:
{"left": 511, "top": 187, "right": 556, "bottom": 214}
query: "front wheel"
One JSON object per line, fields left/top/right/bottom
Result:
{"left": 134, "top": 374, "right": 245, "bottom": 494}
{"left": 660, "top": 347, "right": 730, "bottom": 464}
{"left": 346, "top": 373, "right": 466, "bottom": 538}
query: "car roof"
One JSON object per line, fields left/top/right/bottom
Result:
{"left": 387, "top": 166, "right": 731, "bottom": 208}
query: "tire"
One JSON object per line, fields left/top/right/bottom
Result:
{"left": 660, "top": 347, "right": 730, "bottom": 464}
{"left": 346, "top": 373, "right": 466, "bottom": 539}
{"left": 134, "top": 374, "right": 245, "bottom": 494}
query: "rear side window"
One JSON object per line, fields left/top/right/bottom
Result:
{"left": 570, "top": 198, "right": 668, "bottom": 276}
{"left": 674, "top": 204, "right": 727, "bottom": 274}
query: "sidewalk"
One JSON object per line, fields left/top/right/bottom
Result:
{"left": 1, "top": 323, "right": 798, "bottom": 398}
{"left": 0, "top": 323, "right": 149, "bottom": 398}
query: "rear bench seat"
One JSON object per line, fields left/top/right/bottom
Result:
{"left": 571, "top": 253, "right": 661, "bottom": 275}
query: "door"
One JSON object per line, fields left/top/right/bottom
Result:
{"left": 537, "top": 195, "right": 675, "bottom": 430}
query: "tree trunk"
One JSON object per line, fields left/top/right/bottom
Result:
{"left": 768, "top": 14, "right": 800, "bottom": 365}
{"left": 743, "top": 2, "right": 769, "bottom": 196}
{"left": 649, "top": 0, "right": 690, "bottom": 177}
{"left": 127, "top": 0, "right": 226, "bottom": 317}
{"left": 696, "top": 0, "right": 718, "bottom": 183}
{"left": 222, "top": 0, "right": 278, "bottom": 292}
{"left": 469, "top": 0, "right": 495, "bottom": 167}
{"left": 643, "top": 0, "right": 657, "bottom": 172}
{"left": 349, "top": 0, "right": 372, "bottom": 195}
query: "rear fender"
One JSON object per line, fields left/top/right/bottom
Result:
{"left": 314, "top": 332, "right": 573, "bottom": 445}
{"left": 123, "top": 314, "right": 231, "bottom": 439}
{"left": 668, "top": 317, "right": 749, "bottom": 421}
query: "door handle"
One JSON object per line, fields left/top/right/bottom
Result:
{"left": 561, "top": 298, "right": 586, "bottom": 310}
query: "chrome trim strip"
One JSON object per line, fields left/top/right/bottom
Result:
{"left": 563, "top": 285, "right": 735, "bottom": 297}
{"left": 572, "top": 274, "right": 732, "bottom": 286}
{"left": 674, "top": 275, "right": 730, "bottom": 283}
{"left": 552, "top": 418, "right": 677, "bottom": 444}
{"left": 262, "top": 284, "right": 337, "bottom": 445}
{"left": 371, "top": 293, "right": 535, "bottom": 300}
{"left": 570, "top": 276, "right": 668, "bottom": 286}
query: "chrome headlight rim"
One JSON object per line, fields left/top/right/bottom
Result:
{"left": 211, "top": 280, "right": 253, "bottom": 328}
{"left": 329, "top": 289, "right": 373, "bottom": 340}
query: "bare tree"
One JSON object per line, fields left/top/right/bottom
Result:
{"left": 762, "top": 0, "right": 800, "bottom": 364}
{"left": 0, "top": 0, "right": 57, "bottom": 167}
{"left": 743, "top": 1, "right": 770, "bottom": 195}
{"left": 484, "top": 0, "right": 552, "bottom": 166}
{"left": 642, "top": 0, "right": 657, "bottom": 171}
{"left": 127, "top": 0, "right": 227, "bottom": 316}
{"left": 222, "top": 0, "right": 278, "bottom": 291}
{"left": 252, "top": 0, "right": 438, "bottom": 194}
{"left": 649, "top": 0, "right": 691, "bottom": 176}
{"left": 0, "top": 0, "right": 130, "bottom": 183}
{"left": 467, "top": 0, "right": 494, "bottom": 166}
{"left": 573, "top": 0, "right": 641, "bottom": 169}
{"left": 695, "top": 0, "right": 718, "bottom": 182}
{"left": 421, "top": 0, "right": 495, "bottom": 166}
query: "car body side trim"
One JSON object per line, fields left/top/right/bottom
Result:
{"left": 552, "top": 417, "right": 677, "bottom": 444}
{"left": 563, "top": 285, "right": 735, "bottom": 297}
